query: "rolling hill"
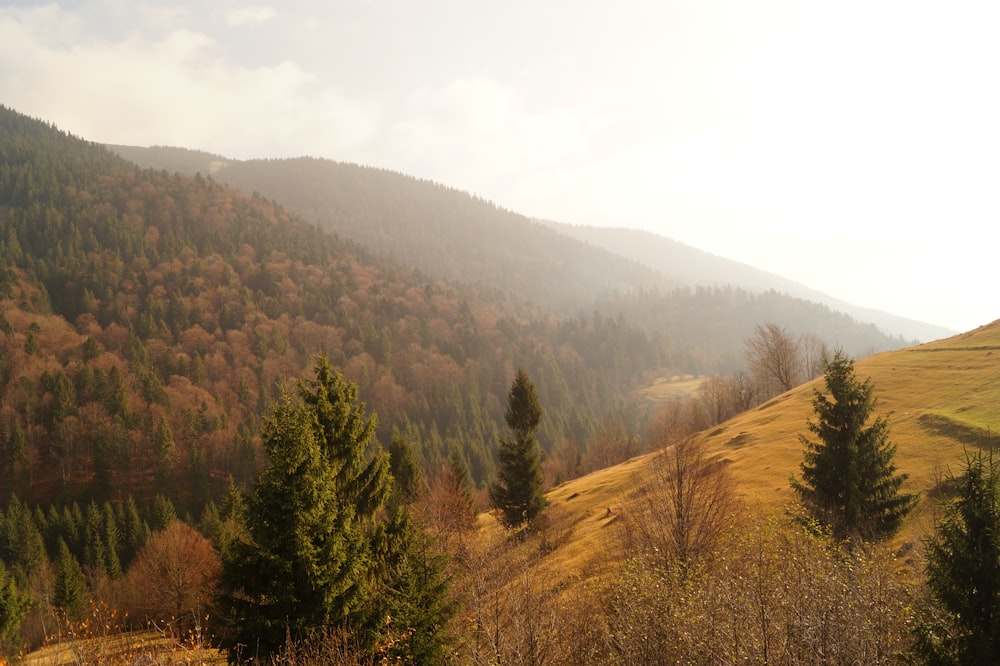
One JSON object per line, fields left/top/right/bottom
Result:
{"left": 512, "top": 319, "right": 1000, "bottom": 591}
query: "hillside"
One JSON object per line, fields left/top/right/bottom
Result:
{"left": 107, "top": 145, "right": 910, "bottom": 371}
{"left": 0, "top": 105, "right": 680, "bottom": 508}
{"left": 518, "top": 320, "right": 1000, "bottom": 590}
{"left": 108, "top": 147, "right": 671, "bottom": 312}
{"left": 546, "top": 221, "right": 956, "bottom": 343}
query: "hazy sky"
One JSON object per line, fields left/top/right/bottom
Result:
{"left": 1, "top": 1, "right": 997, "bottom": 333}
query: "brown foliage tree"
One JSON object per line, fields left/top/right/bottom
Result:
{"left": 119, "top": 521, "right": 221, "bottom": 630}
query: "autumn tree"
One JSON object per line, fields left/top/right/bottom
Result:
{"left": 121, "top": 521, "right": 221, "bottom": 631}
{"left": 489, "top": 369, "right": 546, "bottom": 528}
{"left": 917, "top": 449, "right": 1000, "bottom": 664}
{"left": 583, "top": 419, "right": 638, "bottom": 474}
{"left": 744, "top": 322, "right": 803, "bottom": 399}
{"left": 791, "top": 351, "right": 918, "bottom": 540}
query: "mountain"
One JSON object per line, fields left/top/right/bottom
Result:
{"left": 0, "top": 105, "right": 680, "bottom": 508}
{"left": 108, "top": 147, "right": 671, "bottom": 314}
{"left": 107, "top": 145, "right": 910, "bottom": 371}
{"left": 543, "top": 222, "right": 956, "bottom": 343}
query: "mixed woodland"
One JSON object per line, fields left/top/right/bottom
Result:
{"left": 0, "top": 105, "right": 986, "bottom": 664}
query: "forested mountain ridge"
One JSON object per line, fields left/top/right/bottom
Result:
{"left": 108, "top": 145, "right": 910, "bottom": 368}
{"left": 545, "top": 221, "right": 955, "bottom": 343}
{"left": 108, "top": 147, "right": 671, "bottom": 313}
{"left": 0, "top": 105, "right": 678, "bottom": 510}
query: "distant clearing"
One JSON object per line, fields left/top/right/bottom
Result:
{"left": 634, "top": 375, "right": 703, "bottom": 403}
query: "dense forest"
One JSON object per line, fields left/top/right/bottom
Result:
{"left": 0, "top": 106, "right": 683, "bottom": 512}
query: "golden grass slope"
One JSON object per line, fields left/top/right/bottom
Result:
{"left": 516, "top": 319, "right": 1000, "bottom": 586}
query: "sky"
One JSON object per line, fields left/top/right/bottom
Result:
{"left": 0, "top": 1, "right": 997, "bottom": 334}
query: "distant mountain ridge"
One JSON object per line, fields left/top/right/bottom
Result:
{"left": 543, "top": 222, "right": 955, "bottom": 343}
{"left": 109, "top": 145, "right": 945, "bottom": 344}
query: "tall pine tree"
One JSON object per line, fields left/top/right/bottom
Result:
{"left": 489, "top": 369, "right": 546, "bottom": 528}
{"left": 916, "top": 448, "right": 1000, "bottom": 664}
{"left": 219, "top": 357, "right": 420, "bottom": 661}
{"left": 791, "top": 351, "right": 917, "bottom": 540}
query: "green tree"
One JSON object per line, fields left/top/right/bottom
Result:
{"left": 489, "top": 368, "right": 546, "bottom": 528}
{"left": 218, "top": 357, "right": 391, "bottom": 661}
{"left": 916, "top": 449, "right": 1000, "bottom": 664}
{"left": 52, "top": 538, "right": 87, "bottom": 619}
{"left": 0, "top": 560, "right": 29, "bottom": 657}
{"left": 152, "top": 412, "right": 176, "bottom": 480}
{"left": 791, "top": 352, "right": 917, "bottom": 540}
{"left": 387, "top": 429, "right": 425, "bottom": 504}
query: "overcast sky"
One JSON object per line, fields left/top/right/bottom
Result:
{"left": 1, "top": 1, "right": 997, "bottom": 334}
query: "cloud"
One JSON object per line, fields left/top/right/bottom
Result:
{"left": 0, "top": 4, "right": 376, "bottom": 158}
{"left": 379, "top": 77, "right": 595, "bottom": 199}
{"left": 224, "top": 5, "right": 276, "bottom": 27}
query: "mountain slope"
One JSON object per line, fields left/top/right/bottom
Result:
{"left": 516, "top": 320, "right": 1000, "bottom": 590}
{"left": 108, "top": 145, "right": 910, "bottom": 370}
{"left": 0, "top": 105, "right": 680, "bottom": 507}
{"left": 108, "top": 147, "right": 672, "bottom": 313}
{"left": 547, "top": 222, "right": 956, "bottom": 343}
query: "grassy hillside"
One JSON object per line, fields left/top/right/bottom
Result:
{"left": 514, "top": 320, "right": 1000, "bottom": 590}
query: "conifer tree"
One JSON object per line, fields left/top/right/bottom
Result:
{"left": 916, "top": 449, "right": 1000, "bottom": 664}
{"left": 0, "top": 560, "right": 29, "bottom": 657}
{"left": 53, "top": 538, "right": 87, "bottom": 619}
{"left": 218, "top": 357, "right": 392, "bottom": 660}
{"left": 791, "top": 351, "right": 917, "bottom": 540}
{"left": 489, "top": 369, "right": 546, "bottom": 528}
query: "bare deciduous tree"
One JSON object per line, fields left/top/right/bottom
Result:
{"left": 622, "top": 436, "right": 738, "bottom": 566}
{"left": 744, "top": 322, "right": 804, "bottom": 399}
{"left": 583, "top": 419, "right": 638, "bottom": 474}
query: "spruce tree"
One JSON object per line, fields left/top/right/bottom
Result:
{"left": 489, "top": 369, "right": 546, "bottom": 528}
{"left": 791, "top": 351, "right": 918, "bottom": 540}
{"left": 0, "top": 560, "right": 29, "bottom": 657}
{"left": 52, "top": 538, "right": 87, "bottom": 619}
{"left": 218, "top": 357, "right": 391, "bottom": 660}
{"left": 916, "top": 449, "right": 1000, "bottom": 664}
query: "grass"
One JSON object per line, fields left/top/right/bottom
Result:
{"left": 489, "top": 320, "right": 1000, "bottom": 591}
{"left": 633, "top": 375, "right": 703, "bottom": 404}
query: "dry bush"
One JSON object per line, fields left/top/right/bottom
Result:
{"left": 606, "top": 512, "right": 916, "bottom": 664}
{"left": 619, "top": 436, "right": 738, "bottom": 566}
{"left": 28, "top": 600, "right": 220, "bottom": 666}
{"left": 453, "top": 510, "right": 612, "bottom": 666}
{"left": 251, "top": 620, "right": 411, "bottom": 666}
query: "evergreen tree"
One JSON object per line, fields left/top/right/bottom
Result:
{"left": 219, "top": 357, "right": 391, "bottom": 661}
{"left": 150, "top": 493, "right": 177, "bottom": 532}
{"left": 916, "top": 449, "right": 1000, "bottom": 664}
{"left": 489, "top": 369, "right": 546, "bottom": 528}
{"left": 52, "top": 538, "right": 87, "bottom": 619}
{"left": 791, "top": 352, "right": 917, "bottom": 540}
{"left": 152, "top": 413, "right": 176, "bottom": 480}
{"left": 0, "top": 560, "right": 29, "bottom": 657}
{"left": 387, "top": 429, "right": 425, "bottom": 504}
